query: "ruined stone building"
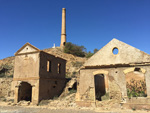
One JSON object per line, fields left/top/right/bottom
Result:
{"left": 76, "top": 38, "right": 150, "bottom": 108}
{"left": 11, "top": 8, "right": 67, "bottom": 105}
{"left": 11, "top": 43, "right": 66, "bottom": 104}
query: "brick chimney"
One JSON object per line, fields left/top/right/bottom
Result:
{"left": 60, "top": 8, "right": 66, "bottom": 47}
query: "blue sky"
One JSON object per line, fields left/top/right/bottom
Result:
{"left": 0, "top": 0, "right": 150, "bottom": 59}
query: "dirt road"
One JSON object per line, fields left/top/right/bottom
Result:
{"left": 0, "top": 106, "right": 100, "bottom": 113}
{"left": 0, "top": 105, "right": 149, "bottom": 113}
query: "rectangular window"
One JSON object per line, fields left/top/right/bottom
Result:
{"left": 47, "top": 61, "right": 51, "bottom": 72}
{"left": 58, "top": 63, "right": 61, "bottom": 74}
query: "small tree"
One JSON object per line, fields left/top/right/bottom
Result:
{"left": 85, "top": 48, "right": 99, "bottom": 58}
{"left": 94, "top": 49, "right": 99, "bottom": 54}
{"left": 85, "top": 51, "right": 94, "bottom": 58}
{"left": 64, "top": 42, "right": 86, "bottom": 57}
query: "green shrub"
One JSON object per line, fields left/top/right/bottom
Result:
{"left": 0, "top": 74, "right": 5, "bottom": 78}
{"left": 71, "top": 71, "right": 77, "bottom": 77}
{"left": 85, "top": 49, "right": 99, "bottom": 58}
{"left": 132, "top": 107, "right": 136, "bottom": 111}
{"left": 64, "top": 42, "right": 86, "bottom": 57}
{"left": 71, "top": 61, "right": 83, "bottom": 67}
{"left": 0, "top": 74, "right": 13, "bottom": 78}
{"left": 101, "top": 93, "right": 109, "bottom": 101}
{"left": 7, "top": 75, "right": 13, "bottom": 78}
{"left": 0, "top": 96, "right": 6, "bottom": 102}
{"left": 94, "top": 49, "right": 99, "bottom": 54}
{"left": 64, "top": 42, "right": 99, "bottom": 58}
{"left": 85, "top": 51, "right": 94, "bottom": 58}
{"left": 69, "top": 89, "right": 77, "bottom": 94}
{"left": 66, "top": 72, "right": 71, "bottom": 78}
{"left": 127, "top": 79, "right": 147, "bottom": 98}
{"left": 38, "top": 100, "right": 49, "bottom": 106}
{"left": 53, "top": 95, "right": 59, "bottom": 100}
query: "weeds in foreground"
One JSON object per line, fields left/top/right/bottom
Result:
{"left": 132, "top": 107, "right": 136, "bottom": 111}
{"left": 38, "top": 100, "right": 49, "bottom": 106}
{"left": 69, "top": 89, "right": 77, "bottom": 94}
{"left": 127, "top": 79, "right": 147, "bottom": 98}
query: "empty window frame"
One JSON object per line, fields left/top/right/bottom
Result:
{"left": 47, "top": 61, "right": 52, "bottom": 72}
{"left": 58, "top": 63, "right": 61, "bottom": 74}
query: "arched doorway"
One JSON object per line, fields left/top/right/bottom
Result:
{"left": 94, "top": 74, "right": 106, "bottom": 101}
{"left": 18, "top": 82, "right": 32, "bottom": 102}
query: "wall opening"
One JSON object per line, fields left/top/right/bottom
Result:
{"left": 68, "top": 82, "right": 77, "bottom": 94}
{"left": 134, "top": 68, "right": 140, "bottom": 72}
{"left": 47, "top": 61, "right": 51, "bottom": 72}
{"left": 126, "top": 70, "right": 147, "bottom": 98}
{"left": 63, "top": 42, "right": 66, "bottom": 46}
{"left": 112, "top": 47, "right": 118, "bottom": 55}
{"left": 18, "top": 82, "right": 32, "bottom": 102}
{"left": 94, "top": 74, "right": 106, "bottom": 101}
{"left": 58, "top": 63, "right": 61, "bottom": 74}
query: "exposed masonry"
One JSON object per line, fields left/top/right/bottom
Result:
{"left": 76, "top": 38, "right": 150, "bottom": 108}
{"left": 11, "top": 38, "right": 150, "bottom": 109}
{"left": 11, "top": 43, "right": 66, "bottom": 105}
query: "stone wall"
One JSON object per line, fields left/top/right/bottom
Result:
{"left": 76, "top": 65, "right": 150, "bottom": 106}
{"left": 0, "top": 78, "right": 12, "bottom": 97}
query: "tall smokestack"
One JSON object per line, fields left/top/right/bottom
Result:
{"left": 60, "top": 8, "right": 66, "bottom": 47}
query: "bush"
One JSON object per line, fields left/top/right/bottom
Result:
{"left": 0, "top": 74, "right": 5, "bottom": 78}
{"left": 64, "top": 42, "right": 99, "bottom": 58}
{"left": 127, "top": 79, "right": 147, "bottom": 98}
{"left": 85, "top": 51, "right": 94, "bottom": 58}
{"left": 94, "top": 49, "right": 99, "bottom": 54}
{"left": 85, "top": 49, "right": 99, "bottom": 58}
{"left": 53, "top": 95, "right": 59, "bottom": 100}
{"left": 101, "top": 93, "right": 109, "bottom": 101}
{"left": 71, "top": 61, "right": 83, "bottom": 67}
{"left": 69, "top": 89, "right": 77, "bottom": 94}
{"left": 64, "top": 42, "right": 86, "bottom": 57}
{"left": 38, "top": 100, "right": 49, "bottom": 106}
{"left": 0, "top": 74, "right": 13, "bottom": 78}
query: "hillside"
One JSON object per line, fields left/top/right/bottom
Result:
{"left": 0, "top": 47, "right": 87, "bottom": 78}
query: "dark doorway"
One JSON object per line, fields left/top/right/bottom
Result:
{"left": 63, "top": 42, "right": 66, "bottom": 46}
{"left": 94, "top": 74, "right": 106, "bottom": 101}
{"left": 18, "top": 82, "right": 32, "bottom": 102}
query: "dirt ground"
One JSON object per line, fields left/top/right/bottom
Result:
{"left": 0, "top": 104, "right": 150, "bottom": 113}
{"left": 0, "top": 94, "right": 150, "bottom": 113}
{"left": 0, "top": 106, "right": 96, "bottom": 113}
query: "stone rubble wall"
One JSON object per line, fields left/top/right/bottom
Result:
{"left": 0, "top": 78, "right": 13, "bottom": 97}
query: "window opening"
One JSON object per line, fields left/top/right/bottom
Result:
{"left": 47, "top": 61, "right": 51, "bottom": 72}
{"left": 125, "top": 70, "right": 147, "bottom": 98}
{"left": 58, "top": 63, "right": 61, "bottom": 74}
{"left": 55, "top": 81, "right": 57, "bottom": 85}
{"left": 112, "top": 47, "right": 119, "bottom": 55}
{"left": 134, "top": 68, "right": 140, "bottom": 72}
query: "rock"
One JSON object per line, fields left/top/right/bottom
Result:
{"left": 60, "top": 78, "right": 77, "bottom": 98}
{"left": 17, "top": 100, "right": 30, "bottom": 106}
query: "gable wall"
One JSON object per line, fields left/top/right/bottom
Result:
{"left": 85, "top": 39, "right": 150, "bottom": 66}
{"left": 18, "top": 45, "right": 38, "bottom": 54}
{"left": 14, "top": 52, "right": 40, "bottom": 79}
